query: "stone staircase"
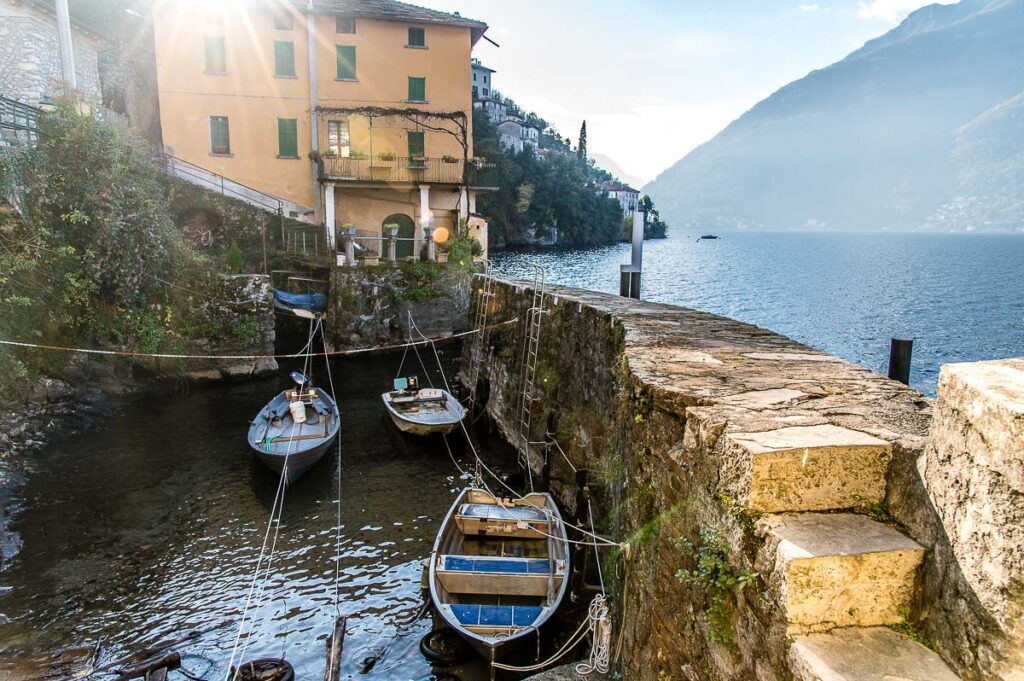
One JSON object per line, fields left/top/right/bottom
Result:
{"left": 721, "top": 414, "right": 959, "bottom": 680}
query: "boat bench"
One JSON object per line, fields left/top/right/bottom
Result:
{"left": 437, "top": 555, "right": 561, "bottom": 597}
{"left": 449, "top": 604, "right": 543, "bottom": 629}
{"left": 455, "top": 503, "right": 552, "bottom": 539}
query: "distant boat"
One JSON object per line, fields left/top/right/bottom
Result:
{"left": 382, "top": 376, "right": 466, "bottom": 436}
{"left": 273, "top": 289, "right": 328, "bottom": 319}
{"left": 428, "top": 488, "right": 570, "bottom": 661}
{"left": 697, "top": 234, "right": 720, "bottom": 241}
{"left": 248, "top": 372, "right": 340, "bottom": 483}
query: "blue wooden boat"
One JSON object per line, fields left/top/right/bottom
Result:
{"left": 428, "top": 488, "right": 570, "bottom": 662}
{"left": 247, "top": 372, "right": 340, "bottom": 483}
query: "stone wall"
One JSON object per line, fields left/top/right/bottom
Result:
{"left": 466, "top": 278, "right": 1016, "bottom": 681}
{"left": 0, "top": 3, "right": 104, "bottom": 105}
{"left": 328, "top": 263, "right": 473, "bottom": 349}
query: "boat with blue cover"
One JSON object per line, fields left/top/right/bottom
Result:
{"left": 428, "top": 487, "right": 570, "bottom": 662}
{"left": 248, "top": 372, "right": 340, "bottom": 483}
{"left": 273, "top": 289, "right": 328, "bottom": 316}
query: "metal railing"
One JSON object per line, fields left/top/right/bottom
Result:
{"left": 158, "top": 153, "right": 285, "bottom": 215}
{"left": 0, "top": 96, "right": 42, "bottom": 146}
{"left": 321, "top": 155, "right": 498, "bottom": 187}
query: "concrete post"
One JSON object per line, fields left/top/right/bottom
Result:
{"left": 324, "top": 183, "right": 335, "bottom": 251}
{"left": 468, "top": 190, "right": 477, "bottom": 214}
{"left": 620, "top": 208, "right": 645, "bottom": 299}
{"left": 387, "top": 226, "right": 398, "bottom": 263}
{"left": 424, "top": 225, "right": 435, "bottom": 262}
{"left": 418, "top": 184, "right": 431, "bottom": 255}
{"left": 345, "top": 225, "right": 356, "bottom": 267}
{"left": 459, "top": 187, "right": 469, "bottom": 223}
{"left": 55, "top": 0, "right": 76, "bottom": 90}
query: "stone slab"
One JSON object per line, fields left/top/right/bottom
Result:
{"left": 718, "top": 388, "right": 808, "bottom": 409}
{"left": 760, "top": 514, "right": 925, "bottom": 634}
{"left": 921, "top": 358, "right": 1024, "bottom": 665}
{"left": 725, "top": 424, "right": 891, "bottom": 512}
{"left": 790, "top": 627, "right": 961, "bottom": 681}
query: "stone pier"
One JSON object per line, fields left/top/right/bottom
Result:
{"left": 463, "top": 278, "right": 1021, "bottom": 681}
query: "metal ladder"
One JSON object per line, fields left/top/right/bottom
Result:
{"left": 466, "top": 260, "right": 495, "bottom": 414}
{"left": 516, "top": 263, "right": 547, "bottom": 492}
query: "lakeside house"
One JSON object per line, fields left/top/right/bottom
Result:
{"left": 0, "top": 0, "right": 107, "bottom": 106}
{"left": 601, "top": 180, "right": 640, "bottom": 218}
{"left": 470, "top": 57, "right": 493, "bottom": 99}
{"left": 151, "top": 0, "right": 494, "bottom": 260}
{"left": 471, "top": 60, "right": 542, "bottom": 155}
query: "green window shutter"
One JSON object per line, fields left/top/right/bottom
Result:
{"left": 210, "top": 116, "right": 230, "bottom": 154}
{"left": 407, "top": 131, "right": 425, "bottom": 158}
{"left": 408, "top": 77, "right": 426, "bottom": 102}
{"left": 274, "top": 41, "right": 295, "bottom": 77}
{"left": 408, "top": 27, "right": 425, "bottom": 47}
{"left": 278, "top": 118, "right": 298, "bottom": 158}
{"left": 336, "top": 45, "right": 356, "bottom": 80}
{"left": 204, "top": 36, "right": 226, "bottom": 73}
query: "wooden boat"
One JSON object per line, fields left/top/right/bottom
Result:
{"left": 248, "top": 372, "right": 340, "bottom": 483}
{"left": 428, "top": 488, "right": 570, "bottom": 661}
{"left": 382, "top": 376, "right": 466, "bottom": 436}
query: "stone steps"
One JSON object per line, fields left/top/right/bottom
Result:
{"left": 758, "top": 513, "right": 925, "bottom": 634}
{"left": 789, "top": 627, "right": 960, "bottom": 681}
{"left": 724, "top": 423, "right": 892, "bottom": 513}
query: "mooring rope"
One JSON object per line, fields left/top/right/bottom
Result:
{"left": 0, "top": 318, "right": 518, "bottom": 361}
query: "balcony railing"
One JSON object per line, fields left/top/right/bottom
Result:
{"left": 320, "top": 155, "right": 497, "bottom": 188}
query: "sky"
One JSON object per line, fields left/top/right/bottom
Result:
{"left": 416, "top": 0, "right": 954, "bottom": 185}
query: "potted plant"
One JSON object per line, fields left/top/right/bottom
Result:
{"left": 349, "top": 150, "right": 367, "bottom": 160}
{"left": 409, "top": 155, "right": 427, "bottom": 170}
{"left": 378, "top": 151, "right": 396, "bottom": 162}
{"left": 359, "top": 249, "right": 380, "bottom": 266}
{"left": 441, "top": 154, "right": 458, "bottom": 164}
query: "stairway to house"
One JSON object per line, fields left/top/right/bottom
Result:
{"left": 719, "top": 420, "right": 960, "bottom": 680}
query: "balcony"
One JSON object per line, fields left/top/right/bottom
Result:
{"left": 320, "top": 155, "right": 498, "bottom": 188}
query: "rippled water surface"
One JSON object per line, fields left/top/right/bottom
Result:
{"left": 0, "top": 349, "right": 517, "bottom": 680}
{"left": 492, "top": 231, "right": 1024, "bottom": 395}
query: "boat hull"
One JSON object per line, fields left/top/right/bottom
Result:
{"left": 385, "top": 410, "right": 459, "bottom": 436}
{"left": 428, "top": 488, "right": 570, "bottom": 660}
{"left": 381, "top": 389, "right": 465, "bottom": 437}
{"left": 247, "top": 387, "right": 340, "bottom": 484}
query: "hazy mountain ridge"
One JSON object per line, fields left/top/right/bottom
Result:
{"left": 645, "top": 0, "right": 1024, "bottom": 232}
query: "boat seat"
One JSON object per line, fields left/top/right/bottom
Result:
{"left": 449, "top": 604, "right": 543, "bottom": 629}
{"left": 437, "top": 555, "right": 562, "bottom": 597}
{"left": 455, "top": 502, "right": 552, "bottom": 539}
{"left": 443, "top": 555, "right": 551, "bottom": 575}
{"left": 311, "top": 398, "right": 330, "bottom": 416}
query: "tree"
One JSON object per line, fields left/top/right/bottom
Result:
{"left": 577, "top": 121, "right": 587, "bottom": 162}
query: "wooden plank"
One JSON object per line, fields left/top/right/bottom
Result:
{"left": 323, "top": 616, "right": 347, "bottom": 681}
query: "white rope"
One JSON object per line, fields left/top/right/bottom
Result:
{"left": 318, "top": 318, "right": 345, "bottom": 673}
{"left": 490, "top": 595, "right": 610, "bottom": 674}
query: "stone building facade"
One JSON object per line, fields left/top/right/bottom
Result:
{"left": 0, "top": 0, "right": 106, "bottom": 106}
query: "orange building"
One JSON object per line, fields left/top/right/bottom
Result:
{"left": 152, "top": 0, "right": 492, "bottom": 259}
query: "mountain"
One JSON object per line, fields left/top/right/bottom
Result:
{"left": 589, "top": 153, "right": 647, "bottom": 190}
{"left": 644, "top": 0, "right": 1024, "bottom": 232}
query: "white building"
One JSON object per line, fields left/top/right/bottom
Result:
{"left": 0, "top": 0, "right": 107, "bottom": 106}
{"left": 602, "top": 180, "right": 640, "bottom": 217}
{"left": 471, "top": 58, "right": 495, "bottom": 100}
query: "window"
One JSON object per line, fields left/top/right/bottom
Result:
{"left": 472, "top": 86, "right": 478, "bottom": 98}
{"left": 408, "top": 27, "right": 425, "bottom": 47}
{"left": 336, "top": 45, "right": 356, "bottom": 80}
{"left": 327, "top": 120, "right": 350, "bottom": 157}
{"left": 274, "top": 41, "right": 295, "bottom": 77}
{"left": 336, "top": 16, "right": 355, "bottom": 33}
{"left": 407, "top": 131, "right": 424, "bottom": 159}
{"left": 407, "top": 76, "right": 426, "bottom": 102}
{"left": 278, "top": 118, "right": 298, "bottom": 158}
{"left": 204, "top": 36, "right": 226, "bottom": 73}
{"left": 210, "top": 116, "right": 230, "bottom": 154}
{"left": 273, "top": 9, "right": 293, "bottom": 30}
{"left": 473, "top": 72, "right": 477, "bottom": 82}
{"left": 482, "top": 88, "right": 489, "bottom": 96}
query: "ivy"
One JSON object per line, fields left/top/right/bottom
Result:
{"left": 675, "top": 528, "right": 758, "bottom": 647}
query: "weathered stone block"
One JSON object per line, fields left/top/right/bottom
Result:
{"left": 790, "top": 627, "right": 960, "bottom": 681}
{"left": 759, "top": 513, "right": 924, "bottom": 634}
{"left": 724, "top": 424, "right": 891, "bottom": 512}
{"left": 920, "top": 358, "right": 1024, "bottom": 673}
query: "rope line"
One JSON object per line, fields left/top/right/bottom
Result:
{"left": 0, "top": 318, "right": 517, "bottom": 361}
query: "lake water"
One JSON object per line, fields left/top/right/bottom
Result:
{"left": 492, "top": 231, "right": 1024, "bottom": 396}
{"left": 0, "top": 348, "right": 525, "bottom": 681}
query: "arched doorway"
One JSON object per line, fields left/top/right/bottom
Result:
{"left": 383, "top": 213, "right": 416, "bottom": 259}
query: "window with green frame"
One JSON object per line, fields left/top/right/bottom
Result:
{"left": 336, "top": 45, "right": 356, "bottom": 80}
{"left": 407, "top": 77, "right": 426, "bottom": 102}
{"left": 407, "top": 27, "right": 425, "bottom": 47}
{"left": 407, "top": 131, "right": 425, "bottom": 163}
{"left": 204, "top": 36, "right": 226, "bottom": 73}
{"left": 210, "top": 116, "right": 230, "bottom": 155}
{"left": 274, "top": 41, "right": 295, "bottom": 77}
{"left": 277, "top": 118, "right": 298, "bottom": 158}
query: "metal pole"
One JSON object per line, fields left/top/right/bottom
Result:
{"left": 887, "top": 338, "right": 913, "bottom": 385}
{"left": 54, "top": 0, "right": 76, "bottom": 91}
